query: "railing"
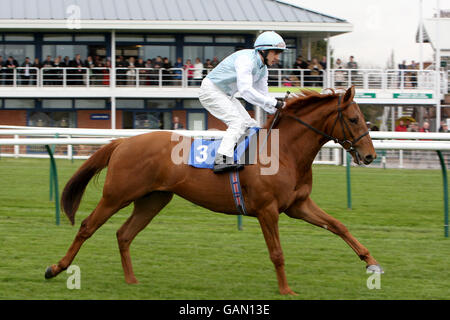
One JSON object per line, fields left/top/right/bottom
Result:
{"left": 0, "top": 67, "right": 448, "bottom": 92}
{"left": 328, "top": 69, "right": 446, "bottom": 90}
{"left": 268, "top": 68, "right": 326, "bottom": 88}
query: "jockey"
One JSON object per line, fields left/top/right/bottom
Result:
{"left": 199, "top": 31, "right": 287, "bottom": 173}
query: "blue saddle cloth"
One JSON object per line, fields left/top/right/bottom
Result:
{"left": 188, "top": 127, "right": 260, "bottom": 169}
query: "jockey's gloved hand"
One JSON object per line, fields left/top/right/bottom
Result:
{"left": 275, "top": 99, "right": 285, "bottom": 110}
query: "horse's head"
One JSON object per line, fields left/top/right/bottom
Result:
{"left": 279, "top": 86, "right": 376, "bottom": 165}
{"left": 327, "top": 86, "right": 376, "bottom": 165}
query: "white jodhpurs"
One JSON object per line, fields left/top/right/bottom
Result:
{"left": 199, "top": 77, "right": 258, "bottom": 158}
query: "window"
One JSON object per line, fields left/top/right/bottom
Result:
{"left": 42, "top": 45, "right": 88, "bottom": 61}
{"left": 4, "top": 34, "right": 34, "bottom": 41}
{"left": 0, "top": 44, "right": 35, "bottom": 64}
{"left": 184, "top": 46, "right": 234, "bottom": 63}
{"left": 117, "top": 99, "right": 145, "bottom": 109}
{"left": 116, "top": 34, "right": 145, "bottom": 42}
{"left": 75, "top": 34, "right": 105, "bottom": 42}
{"left": 215, "top": 36, "right": 245, "bottom": 43}
{"left": 184, "top": 36, "right": 213, "bottom": 43}
{"left": 188, "top": 112, "right": 206, "bottom": 130}
{"left": 75, "top": 99, "right": 107, "bottom": 109}
{"left": 28, "top": 111, "right": 76, "bottom": 127}
{"left": 147, "top": 100, "right": 176, "bottom": 109}
{"left": 146, "top": 35, "right": 175, "bottom": 42}
{"left": 42, "top": 99, "right": 72, "bottom": 109}
{"left": 43, "top": 34, "right": 73, "bottom": 41}
{"left": 4, "top": 99, "right": 34, "bottom": 109}
{"left": 183, "top": 99, "right": 203, "bottom": 109}
{"left": 134, "top": 111, "right": 171, "bottom": 129}
{"left": 139, "top": 45, "right": 176, "bottom": 63}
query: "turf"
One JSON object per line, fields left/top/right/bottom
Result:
{"left": 0, "top": 158, "right": 448, "bottom": 300}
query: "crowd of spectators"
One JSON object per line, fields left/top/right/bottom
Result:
{"left": 394, "top": 119, "right": 444, "bottom": 133}
{"left": 1, "top": 53, "right": 362, "bottom": 87}
{"left": 0, "top": 54, "right": 224, "bottom": 86}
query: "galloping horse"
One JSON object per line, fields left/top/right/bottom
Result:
{"left": 45, "top": 86, "right": 382, "bottom": 295}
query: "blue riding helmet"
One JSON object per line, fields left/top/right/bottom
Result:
{"left": 254, "top": 31, "right": 287, "bottom": 52}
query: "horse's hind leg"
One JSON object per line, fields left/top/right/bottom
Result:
{"left": 116, "top": 191, "right": 173, "bottom": 284}
{"left": 285, "top": 197, "right": 382, "bottom": 272}
{"left": 45, "top": 196, "right": 126, "bottom": 279}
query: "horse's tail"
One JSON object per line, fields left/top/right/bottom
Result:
{"left": 61, "top": 139, "right": 123, "bottom": 225}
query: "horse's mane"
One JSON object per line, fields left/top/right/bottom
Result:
{"left": 284, "top": 88, "right": 339, "bottom": 111}
{"left": 263, "top": 89, "right": 341, "bottom": 129}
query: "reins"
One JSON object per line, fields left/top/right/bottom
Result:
{"left": 283, "top": 94, "right": 370, "bottom": 160}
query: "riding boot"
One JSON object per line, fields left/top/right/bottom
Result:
{"left": 213, "top": 153, "right": 244, "bottom": 174}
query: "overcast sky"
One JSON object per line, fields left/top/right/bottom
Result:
{"left": 284, "top": 0, "right": 449, "bottom": 68}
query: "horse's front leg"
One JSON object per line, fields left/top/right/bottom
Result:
{"left": 257, "top": 206, "right": 297, "bottom": 295}
{"left": 285, "top": 197, "right": 383, "bottom": 273}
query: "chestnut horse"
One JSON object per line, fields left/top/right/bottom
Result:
{"left": 45, "top": 86, "right": 382, "bottom": 295}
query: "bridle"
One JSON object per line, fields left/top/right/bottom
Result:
{"left": 283, "top": 95, "right": 370, "bottom": 163}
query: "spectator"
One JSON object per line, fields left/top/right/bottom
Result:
{"left": 116, "top": 55, "right": 126, "bottom": 85}
{"left": 293, "top": 55, "right": 308, "bottom": 69}
{"left": 102, "top": 59, "right": 111, "bottom": 86}
{"left": 439, "top": 121, "right": 447, "bottom": 132}
{"left": 346, "top": 55, "right": 358, "bottom": 69}
{"left": 398, "top": 60, "right": 407, "bottom": 88}
{"left": 319, "top": 56, "right": 327, "bottom": 70}
{"left": 334, "top": 58, "right": 346, "bottom": 88}
{"left": 162, "top": 57, "right": 173, "bottom": 86}
{"left": 184, "top": 59, "right": 194, "bottom": 86}
{"left": 420, "top": 121, "right": 430, "bottom": 133}
{"left": 408, "top": 122, "right": 420, "bottom": 132}
{"left": 20, "top": 57, "right": 32, "bottom": 85}
{"left": 408, "top": 60, "right": 418, "bottom": 88}
{"left": 211, "top": 56, "right": 219, "bottom": 68}
{"left": 307, "top": 58, "right": 323, "bottom": 87}
{"left": 41, "top": 55, "right": 54, "bottom": 85}
{"left": 52, "top": 56, "right": 64, "bottom": 85}
{"left": 395, "top": 119, "right": 408, "bottom": 132}
{"left": 151, "top": 56, "right": 163, "bottom": 86}
{"left": 173, "top": 57, "right": 183, "bottom": 86}
{"left": 346, "top": 56, "right": 358, "bottom": 86}
{"left": 0, "top": 55, "right": 4, "bottom": 85}
{"left": 5, "top": 56, "right": 19, "bottom": 85}
{"left": 31, "top": 57, "right": 41, "bottom": 86}
{"left": 171, "top": 116, "right": 184, "bottom": 129}
{"left": 288, "top": 75, "right": 300, "bottom": 87}
{"left": 441, "top": 123, "right": 449, "bottom": 133}
{"left": 293, "top": 55, "right": 309, "bottom": 82}
{"left": 63, "top": 56, "right": 70, "bottom": 67}
{"left": 69, "top": 54, "right": 85, "bottom": 85}
{"left": 126, "top": 56, "right": 137, "bottom": 86}
{"left": 204, "top": 59, "right": 213, "bottom": 76}
{"left": 193, "top": 57, "right": 204, "bottom": 86}
{"left": 143, "top": 59, "right": 153, "bottom": 86}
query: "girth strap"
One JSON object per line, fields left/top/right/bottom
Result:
{"left": 229, "top": 170, "right": 248, "bottom": 216}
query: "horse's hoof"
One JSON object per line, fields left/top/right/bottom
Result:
{"left": 45, "top": 266, "right": 54, "bottom": 279}
{"left": 366, "top": 264, "right": 384, "bottom": 274}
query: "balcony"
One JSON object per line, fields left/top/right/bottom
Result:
{"left": 0, "top": 67, "right": 447, "bottom": 99}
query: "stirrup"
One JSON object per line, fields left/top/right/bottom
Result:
{"left": 213, "top": 162, "right": 244, "bottom": 174}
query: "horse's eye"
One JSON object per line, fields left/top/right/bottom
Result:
{"left": 349, "top": 117, "right": 358, "bottom": 124}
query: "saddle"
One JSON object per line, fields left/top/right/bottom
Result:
{"left": 188, "top": 127, "right": 260, "bottom": 169}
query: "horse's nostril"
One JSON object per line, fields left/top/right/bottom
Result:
{"left": 365, "top": 154, "right": 374, "bottom": 163}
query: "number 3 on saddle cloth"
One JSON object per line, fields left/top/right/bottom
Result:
{"left": 188, "top": 127, "right": 260, "bottom": 169}
{"left": 188, "top": 127, "right": 260, "bottom": 216}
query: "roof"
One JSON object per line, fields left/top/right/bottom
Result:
{"left": 416, "top": 18, "right": 450, "bottom": 52}
{"left": 0, "top": 0, "right": 346, "bottom": 23}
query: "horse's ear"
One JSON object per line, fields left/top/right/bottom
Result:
{"left": 343, "top": 86, "right": 355, "bottom": 102}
